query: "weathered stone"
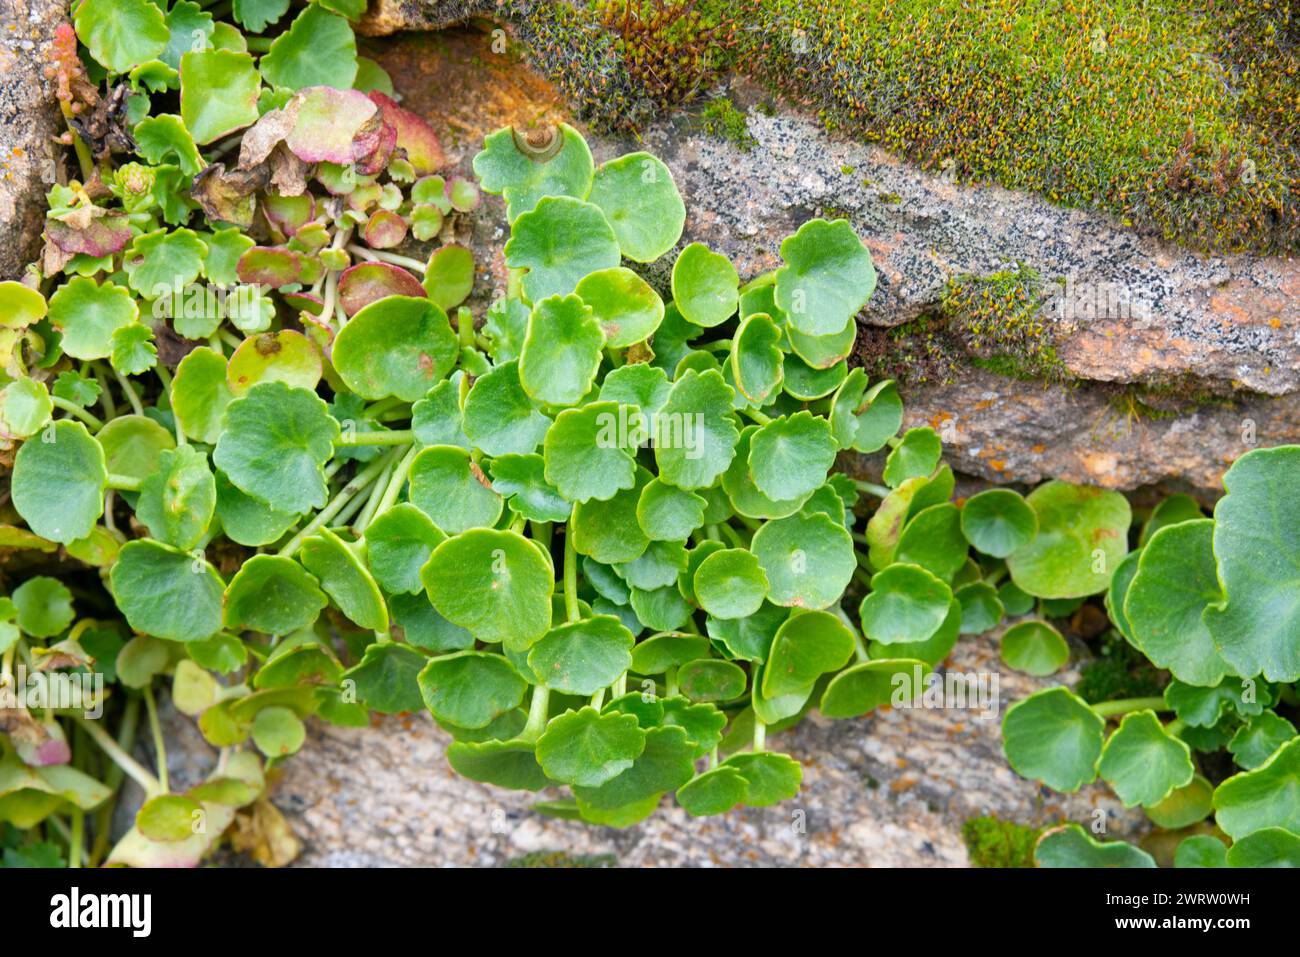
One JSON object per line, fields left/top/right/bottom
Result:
{"left": 0, "top": 0, "right": 65, "bottom": 280}
{"left": 155, "top": 635, "right": 1145, "bottom": 867}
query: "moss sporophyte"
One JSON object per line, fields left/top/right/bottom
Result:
{"left": 0, "top": 0, "right": 1294, "bottom": 869}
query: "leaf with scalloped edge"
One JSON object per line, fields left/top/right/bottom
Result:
{"left": 1203, "top": 447, "right": 1300, "bottom": 682}
{"left": 12, "top": 421, "right": 106, "bottom": 544}
{"left": 213, "top": 382, "right": 340, "bottom": 514}
{"left": 110, "top": 540, "right": 224, "bottom": 643}
{"left": 774, "top": 219, "right": 876, "bottom": 337}
{"left": 505, "top": 197, "right": 620, "bottom": 302}
{"left": 421, "top": 528, "right": 553, "bottom": 651}
{"left": 333, "top": 296, "right": 457, "bottom": 402}
{"left": 1002, "top": 686, "right": 1103, "bottom": 792}
{"left": 75, "top": 0, "right": 168, "bottom": 73}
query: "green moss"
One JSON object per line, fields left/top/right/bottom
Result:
{"left": 505, "top": 850, "right": 618, "bottom": 867}
{"left": 941, "top": 266, "right": 1071, "bottom": 382}
{"left": 1076, "top": 631, "right": 1165, "bottom": 705}
{"left": 961, "top": 816, "right": 1041, "bottom": 868}
{"left": 700, "top": 96, "right": 756, "bottom": 150}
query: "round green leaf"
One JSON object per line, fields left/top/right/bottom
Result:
{"left": 214, "top": 471, "right": 299, "bottom": 548}
{"left": 956, "top": 581, "right": 1004, "bottom": 635}
{"left": 677, "top": 659, "right": 747, "bottom": 702}
{"left": 223, "top": 554, "right": 326, "bottom": 635}
{"left": 333, "top": 296, "right": 457, "bottom": 402}
{"left": 1203, "top": 447, "right": 1300, "bottom": 682}
{"left": 528, "top": 615, "right": 634, "bottom": 695}
{"left": 75, "top": 0, "right": 168, "bottom": 73}
{"left": 505, "top": 196, "right": 620, "bottom": 302}
{"left": 172, "top": 347, "right": 233, "bottom": 444}
{"left": 1145, "top": 774, "right": 1213, "bottom": 829}
{"left": 629, "top": 632, "right": 711, "bottom": 674}
{"left": 693, "top": 548, "right": 768, "bottom": 620}
{"left": 587, "top": 152, "right": 685, "bottom": 262}
{"left": 999, "top": 619, "right": 1069, "bottom": 676}
{"left": 858, "top": 563, "right": 952, "bottom": 645}
{"left": 418, "top": 651, "right": 527, "bottom": 729}
{"left": 1124, "top": 519, "right": 1229, "bottom": 687}
{"left": 259, "top": 4, "right": 356, "bottom": 91}
{"left": 543, "top": 401, "right": 637, "bottom": 503}
{"left": 447, "top": 739, "right": 549, "bottom": 791}
{"left": 0, "top": 379, "right": 51, "bottom": 439}
{"left": 894, "top": 503, "right": 967, "bottom": 582}
{"left": 110, "top": 539, "right": 224, "bottom": 643}
{"left": 762, "top": 610, "right": 856, "bottom": 698}
{"left": 653, "top": 369, "right": 739, "bottom": 490}
{"left": 180, "top": 48, "right": 260, "bottom": 144}
{"left": 721, "top": 425, "right": 811, "bottom": 520}
{"left": 636, "top": 479, "right": 705, "bottom": 542}
{"left": 213, "top": 382, "right": 340, "bottom": 514}
{"left": 867, "top": 595, "right": 961, "bottom": 666}
{"left": 136, "top": 794, "right": 202, "bottom": 843}
{"left": 821, "top": 657, "right": 930, "bottom": 719}
{"left": 1098, "top": 710, "right": 1194, "bottom": 807}
{"left": 519, "top": 294, "right": 604, "bottom": 407}
{"left": 748, "top": 411, "right": 836, "bottom": 503}
{"left": 1006, "top": 481, "right": 1131, "bottom": 599}
{"left": 1212, "top": 738, "right": 1300, "bottom": 839}
{"left": 135, "top": 445, "right": 216, "bottom": 551}
{"left": 12, "top": 577, "right": 74, "bottom": 639}
{"left": 960, "top": 488, "right": 1038, "bottom": 558}
{"left": 421, "top": 529, "right": 553, "bottom": 651}
{"left": 783, "top": 355, "right": 847, "bottom": 401}
{"left": 1034, "top": 824, "right": 1156, "bottom": 868}
{"left": 751, "top": 510, "right": 855, "bottom": 609}
{"left": 882, "top": 427, "right": 942, "bottom": 487}
{"left": 576, "top": 267, "right": 664, "bottom": 348}
{"left": 722, "top": 751, "right": 802, "bottom": 807}
{"left": 670, "top": 243, "right": 738, "bottom": 328}
{"left": 299, "top": 528, "right": 388, "bottom": 632}
{"left": 47, "top": 276, "right": 138, "bottom": 360}
{"left": 363, "top": 503, "right": 446, "bottom": 595}
{"left": 1174, "top": 834, "right": 1228, "bottom": 868}
{"left": 12, "top": 420, "right": 106, "bottom": 544}
{"left": 774, "top": 219, "right": 876, "bottom": 337}
{"left": 1140, "top": 493, "right": 1205, "bottom": 546}
{"left": 536, "top": 706, "right": 646, "bottom": 788}
{"left": 1001, "top": 686, "right": 1104, "bottom": 792}
{"left": 730, "top": 312, "right": 784, "bottom": 404}
{"left": 97, "top": 414, "right": 174, "bottom": 483}
{"left": 409, "top": 445, "right": 503, "bottom": 534}
{"left": 676, "top": 766, "right": 748, "bottom": 817}
{"left": 1225, "top": 827, "right": 1300, "bottom": 867}
{"left": 422, "top": 244, "right": 475, "bottom": 310}
{"left": 251, "top": 706, "right": 306, "bottom": 758}
{"left": 472, "top": 123, "right": 594, "bottom": 223}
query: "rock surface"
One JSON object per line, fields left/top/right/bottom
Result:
{"left": 0, "top": 0, "right": 64, "bottom": 281}
{"left": 155, "top": 633, "right": 1145, "bottom": 867}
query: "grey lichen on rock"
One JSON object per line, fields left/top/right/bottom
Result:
{"left": 0, "top": 0, "right": 65, "bottom": 280}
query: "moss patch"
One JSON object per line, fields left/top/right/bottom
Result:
{"left": 1076, "top": 631, "right": 1165, "bottom": 705}
{"left": 700, "top": 96, "right": 756, "bottom": 149}
{"left": 961, "top": 816, "right": 1042, "bottom": 867}
{"left": 505, "top": 850, "right": 618, "bottom": 867}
